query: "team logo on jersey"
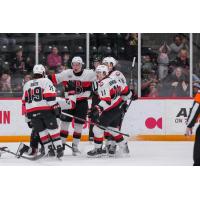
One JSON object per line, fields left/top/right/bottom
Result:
{"left": 68, "top": 75, "right": 72, "bottom": 78}
{"left": 116, "top": 71, "right": 120, "bottom": 76}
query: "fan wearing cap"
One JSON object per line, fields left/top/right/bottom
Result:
{"left": 87, "top": 65, "right": 129, "bottom": 157}
{"left": 18, "top": 64, "right": 63, "bottom": 158}
{"left": 48, "top": 56, "right": 96, "bottom": 156}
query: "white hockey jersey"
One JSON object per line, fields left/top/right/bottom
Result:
{"left": 22, "top": 78, "right": 57, "bottom": 114}
{"left": 98, "top": 77, "right": 123, "bottom": 111}
{"left": 109, "top": 70, "right": 132, "bottom": 100}
{"left": 51, "top": 69, "right": 96, "bottom": 101}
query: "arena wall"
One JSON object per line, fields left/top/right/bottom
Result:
{"left": 0, "top": 98, "right": 196, "bottom": 142}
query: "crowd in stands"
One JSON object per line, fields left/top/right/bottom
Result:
{"left": 141, "top": 34, "right": 191, "bottom": 97}
{"left": 0, "top": 33, "right": 199, "bottom": 98}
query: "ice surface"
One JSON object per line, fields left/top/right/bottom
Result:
{"left": 0, "top": 141, "right": 193, "bottom": 166}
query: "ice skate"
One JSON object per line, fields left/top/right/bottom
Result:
{"left": 87, "top": 147, "right": 102, "bottom": 158}
{"left": 56, "top": 145, "right": 64, "bottom": 158}
{"left": 72, "top": 143, "right": 81, "bottom": 156}
{"left": 16, "top": 143, "right": 30, "bottom": 158}
{"left": 108, "top": 145, "right": 117, "bottom": 157}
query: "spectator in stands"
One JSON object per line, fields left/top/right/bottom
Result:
{"left": 10, "top": 48, "right": 26, "bottom": 75}
{"left": 125, "top": 33, "right": 138, "bottom": 60}
{"left": 62, "top": 52, "right": 70, "bottom": 68}
{"left": 169, "top": 34, "right": 188, "bottom": 61}
{"left": 141, "top": 54, "right": 154, "bottom": 73}
{"left": 159, "top": 67, "right": 189, "bottom": 97}
{"left": 38, "top": 44, "right": 46, "bottom": 66}
{"left": 47, "top": 46, "right": 62, "bottom": 72}
{"left": 193, "top": 83, "right": 200, "bottom": 96}
{"left": 57, "top": 65, "right": 66, "bottom": 73}
{"left": 157, "top": 42, "right": 170, "bottom": 80}
{"left": 12, "top": 76, "right": 23, "bottom": 95}
{"left": 0, "top": 70, "right": 12, "bottom": 92}
{"left": 22, "top": 74, "right": 32, "bottom": 86}
{"left": 141, "top": 70, "right": 159, "bottom": 97}
{"left": 172, "top": 48, "right": 189, "bottom": 70}
{"left": 90, "top": 55, "right": 101, "bottom": 70}
{"left": 25, "top": 55, "right": 35, "bottom": 73}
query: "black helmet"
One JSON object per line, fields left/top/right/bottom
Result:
{"left": 93, "top": 55, "right": 102, "bottom": 63}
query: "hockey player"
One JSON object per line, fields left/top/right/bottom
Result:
{"left": 87, "top": 65, "right": 129, "bottom": 157}
{"left": 101, "top": 56, "right": 137, "bottom": 155}
{"left": 49, "top": 56, "right": 96, "bottom": 155}
{"left": 89, "top": 56, "right": 102, "bottom": 141}
{"left": 18, "top": 64, "right": 63, "bottom": 158}
{"left": 186, "top": 90, "right": 200, "bottom": 166}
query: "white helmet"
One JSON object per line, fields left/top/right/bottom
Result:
{"left": 71, "top": 56, "right": 84, "bottom": 65}
{"left": 109, "top": 57, "right": 117, "bottom": 66}
{"left": 102, "top": 56, "right": 117, "bottom": 67}
{"left": 102, "top": 57, "right": 110, "bottom": 65}
{"left": 95, "top": 65, "right": 109, "bottom": 76}
{"left": 33, "top": 64, "right": 45, "bottom": 75}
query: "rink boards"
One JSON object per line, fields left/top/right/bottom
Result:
{"left": 0, "top": 98, "right": 197, "bottom": 142}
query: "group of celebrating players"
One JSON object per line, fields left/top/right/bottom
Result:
{"left": 17, "top": 55, "right": 137, "bottom": 159}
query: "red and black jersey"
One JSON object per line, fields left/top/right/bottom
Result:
{"left": 22, "top": 78, "right": 57, "bottom": 114}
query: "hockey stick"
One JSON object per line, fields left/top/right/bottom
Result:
{"left": 47, "top": 132, "right": 72, "bottom": 150}
{"left": 65, "top": 143, "right": 73, "bottom": 150}
{"left": 0, "top": 146, "right": 44, "bottom": 161}
{"left": 61, "top": 112, "right": 130, "bottom": 137}
{"left": 118, "top": 57, "right": 136, "bottom": 130}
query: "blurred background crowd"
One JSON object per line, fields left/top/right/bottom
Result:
{"left": 0, "top": 33, "right": 200, "bottom": 98}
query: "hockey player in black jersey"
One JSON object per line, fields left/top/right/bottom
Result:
{"left": 89, "top": 56, "right": 102, "bottom": 141}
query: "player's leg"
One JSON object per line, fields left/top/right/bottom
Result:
{"left": 102, "top": 131, "right": 114, "bottom": 154}
{"left": 87, "top": 111, "right": 113, "bottom": 157}
{"left": 17, "top": 130, "right": 41, "bottom": 157}
{"left": 107, "top": 110, "right": 127, "bottom": 155}
{"left": 89, "top": 123, "right": 94, "bottom": 141}
{"left": 87, "top": 125, "right": 104, "bottom": 157}
{"left": 72, "top": 123, "right": 83, "bottom": 155}
{"left": 60, "top": 109, "right": 73, "bottom": 148}
{"left": 193, "top": 125, "right": 200, "bottom": 166}
{"left": 17, "top": 117, "right": 50, "bottom": 157}
{"left": 105, "top": 107, "right": 129, "bottom": 156}
{"left": 44, "top": 112, "right": 63, "bottom": 158}
{"left": 72, "top": 99, "right": 88, "bottom": 155}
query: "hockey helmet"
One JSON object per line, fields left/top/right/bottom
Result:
{"left": 95, "top": 65, "right": 109, "bottom": 76}
{"left": 33, "top": 64, "right": 46, "bottom": 75}
{"left": 71, "top": 56, "right": 84, "bottom": 66}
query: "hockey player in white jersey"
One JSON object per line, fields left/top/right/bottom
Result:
{"left": 49, "top": 56, "right": 96, "bottom": 155}
{"left": 18, "top": 64, "right": 63, "bottom": 158}
{"left": 87, "top": 65, "right": 129, "bottom": 157}
{"left": 101, "top": 56, "right": 137, "bottom": 155}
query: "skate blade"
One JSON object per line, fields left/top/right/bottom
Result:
{"left": 87, "top": 154, "right": 102, "bottom": 158}
{"left": 72, "top": 152, "right": 81, "bottom": 156}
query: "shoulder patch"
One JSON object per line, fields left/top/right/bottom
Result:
{"left": 100, "top": 81, "right": 104, "bottom": 87}
{"left": 115, "top": 71, "right": 121, "bottom": 76}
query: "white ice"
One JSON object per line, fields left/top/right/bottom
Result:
{"left": 0, "top": 141, "right": 194, "bottom": 166}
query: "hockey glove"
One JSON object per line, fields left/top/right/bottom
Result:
{"left": 52, "top": 103, "right": 61, "bottom": 118}
{"left": 88, "top": 106, "right": 103, "bottom": 123}
{"left": 131, "top": 90, "right": 138, "bottom": 101}
{"left": 66, "top": 80, "right": 76, "bottom": 94}
{"left": 121, "top": 102, "right": 129, "bottom": 113}
{"left": 27, "top": 121, "right": 33, "bottom": 129}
